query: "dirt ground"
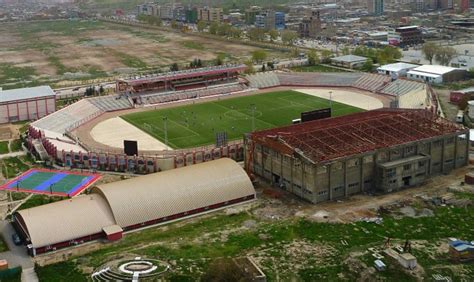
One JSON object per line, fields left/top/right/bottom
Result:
{"left": 0, "top": 124, "right": 22, "bottom": 141}
{"left": 0, "top": 20, "right": 275, "bottom": 84}
{"left": 253, "top": 165, "right": 472, "bottom": 224}
{"left": 435, "top": 88, "right": 459, "bottom": 122}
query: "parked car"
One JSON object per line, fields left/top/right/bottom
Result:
{"left": 11, "top": 233, "right": 21, "bottom": 245}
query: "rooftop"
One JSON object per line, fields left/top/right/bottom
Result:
{"left": 411, "top": 65, "right": 459, "bottom": 75}
{"left": 378, "top": 62, "right": 419, "bottom": 72}
{"left": 0, "top": 86, "right": 55, "bottom": 103}
{"left": 250, "top": 109, "right": 466, "bottom": 164}
{"left": 331, "top": 54, "right": 368, "bottom": 63}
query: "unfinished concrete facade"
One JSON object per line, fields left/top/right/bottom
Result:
{"left": 245, "top": 109, "right": 469, "bottom": 204}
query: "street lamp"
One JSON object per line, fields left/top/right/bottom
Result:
{"left": 250, "top": 104, "right": 256, "bottom": 132}
{"left": 163, "top": 117, "right": 168, "bottom": 150}
{"left": 329, "top": 91, "right": 333, "bottom": 109}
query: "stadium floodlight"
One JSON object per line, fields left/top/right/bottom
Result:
{"left": 250, "top": 104, "right": 256, "bottom": 132}
{"left": 329, "top": 91, "right": 333, "bottom": 109}
{"left": 163, "top": 117, "right": 168, "bottom": 150}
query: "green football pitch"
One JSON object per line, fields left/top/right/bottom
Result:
{"left": 121, "top": 90, "right": 363, "bottom": 149}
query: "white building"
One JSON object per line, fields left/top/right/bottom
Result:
{"left": 0, "top": 86, "right": 56, "bottom": 124}
{"left": 377, "top": 62, "right": 419, "bottom": 78}
{"left": 330, "top": 55, "right": 368, "bottom": 69}
{"left": 407, "top": 65, "right": 466, "bottom": 84}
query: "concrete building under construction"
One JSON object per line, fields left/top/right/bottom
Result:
{"left": 245, "top": 109, "right": 469, "bottom": 204}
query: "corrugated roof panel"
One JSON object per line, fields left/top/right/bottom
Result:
{"left": 93, "top": 158, "right": 255, "bottom": 228}
{"left": 17, "top": 194, "right": 115, "bottom": 248}
{"left": 0, "top": 86, "right": 55, "bottom": 103}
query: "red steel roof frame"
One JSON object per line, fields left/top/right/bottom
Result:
{"left": 250, "top": 109, "right": 467, "bottom": 164}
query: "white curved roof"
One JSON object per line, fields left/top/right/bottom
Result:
{"left": 93, "top": 158, "right": 255, "bottom": 228}
{"left": 16, "top": 194, "right": 115, "bottom": 248}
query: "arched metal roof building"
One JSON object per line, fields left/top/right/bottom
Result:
{"left": 13, "top": 159, "right": 255, "bottom": 255}
{"left": 92, "top": 158, "right": 255, "bottom": 229}
{"left": 15, "top": 194, "right": 116, "bottom": 250}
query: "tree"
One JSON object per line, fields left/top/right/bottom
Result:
{"left": 422, "top": 42, "right": 439, "bottom": 65}
{"left": 321, "top": 49, "right": 333, "bottom": 63}
{"left": 170, "top": 20, "right": 178, "bottom": 29}
{"left": 197, "top": 21, "right": 206, "bottom": 32}
{"left": 267, "top": 61, "right": 275, "bottom": 70}
{"left": 244, "top": 60, "right": 255, "bottom": 74}
{"left": 268, "top": 29, "right": 279, "bottom": 42}
{"left": 435, "top": 46, "right": 457, "bottom": 66}
{"left": 170, "top": 63, "right": 179, "bottom": 72}
{"left": 229, "top": 27, "right": 242, "bottom": 39}
{"left": 468, "top": 68, "right": 474, "bottom": 79}
{"left": 209, "top": 22, "right": 219, "bottom": 35}
{"left": 251, "top": 50, "right": 267, "bottom": 63}
{"left": 99, "top": 85, "right": 105, "bottom": 95}
{"left": 216, "top": 53, "right": 225, "bottom": 66}
{"left": 281, "top": 30, "right": 298, "bottom": 45}
{"left": 361, "top": 59, "right": 374, "bottom": 72}
{"left": 217, "top": 23, "right": 231, "bottom": 36}
{"left": 247, "top": 28, "right": 265, "bottom": 41}
{"left": 261, "top": 63, "right": 266, "bottom": 72}
{"left": 377, "top": 46, "right": 402, "bottom": 65}
{"left": 341, "top": 46, "right": 351, "bottom": 55}
{"left": 307, "top": 49, "right": 320, "bottom": 66}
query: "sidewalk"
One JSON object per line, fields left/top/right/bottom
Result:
{"left": 0, "top": 220, "right": 38, "bottom": 281}
{"left": 0, "top": 151, "right": 26, "bottom": 159}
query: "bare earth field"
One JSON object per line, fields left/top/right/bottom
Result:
{"left": 0, "top": 20, "right": 276, "bottom": 88}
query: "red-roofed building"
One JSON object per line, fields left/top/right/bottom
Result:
{"left": 245, "top": 109, "right": 469, "bottom": 203}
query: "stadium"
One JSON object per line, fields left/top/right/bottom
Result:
{"left": 27, "top": 65, "right": 437, "bottom": 174}
{"left": 17, "top": 64, "right": 459, "bottom": 256}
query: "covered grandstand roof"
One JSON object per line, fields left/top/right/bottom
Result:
{"left": 16, "top": 194, "right": 116, "bottom": 248}
{"left": 118, "top": 65, "right": 246, "bottom": 85}
{"left": 93, "top": 158, "right": 255, "bottom": 228}
{"left": 15, "top": 159, "right": 255, "bottom": 248}
{"left": 250, "top": 109, "right": 466, "bottom": 164}
{"left": 0, "top": 86, "right": 55, "bottom": 103}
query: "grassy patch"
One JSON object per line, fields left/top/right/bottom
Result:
{"left": 0, "top": 64, "right": 37, "bottom": 85}
{"left": 0, "top": 235, "right": 8, "bottom": 252}
{"left": 181, "top": 41, "right": 205, "bottom": 50}
{"left": 16, "top": 20, "right": 104, "bottom": 38}
{"left": 35, "top": 195, "right": 474, "bottom": 281}
{"left": 9, "top": 140, "right": 22, "bottom": 152}
{"left": 291, "top": 64, "right": 348, "bottom": 73}
{"left": 113, "top": 51, "right": 148, "bottom": 69}
{"left": 0, "top": 156, "right": 31, "bottom": 179}
{"left": 17, "top": 195, "right": 65, "bottom": 210}
{"left": 36, "top": 261, "right": 87, "bottom": 282}
{"left": 121, "top": 90, "right": 362, "bottom": 148}
{"left": 47, "top": 56, "right": 76, "bottom": 75}
{"left": 0, "top": 141, "right": 8, "bottom": 154}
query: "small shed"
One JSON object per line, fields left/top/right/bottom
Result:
{"left": 374, "top": 259, "right": 386, "bottom": 271}
{"left": 397, "top": 253, "right": 417, "bottom": 269}
{"left": 450, "top": 87, "right": 474, "bottom": 104}
{"left": 102, "top": 225, "right": 123, "bottom": 241}
{"left": 330, "top": 55, "right": 368, "bottom": 69}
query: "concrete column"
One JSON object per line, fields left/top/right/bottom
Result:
{"left": 428, "top": 141, "right": 433, "bottom": 175}
{"left": 290, "top": 158, "right": 294, "bottom": 193}
{"left": 360, "top": 157, "right": 364, "bottom": 193}
{"left": 465, "top": 131, "right": 470, "bottom": 166}
{"left": 301, "top": 162, "right": 305, "bottom": 199}
{"left": 328, "top": 164, "right": 332, "bottom": 201}
{"left": 441, "top": 138, "right": 446, "bottom": 173}
{"left": 454, "top": 134, "right": 459, "bottom": 168}
{"left": 313, "top": 166, "right": 318, "bottom": 204}
{"left": 343, "top": 161, "right": 348, "bottom": 198}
